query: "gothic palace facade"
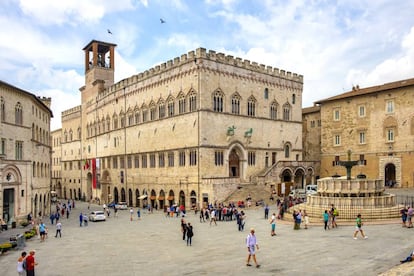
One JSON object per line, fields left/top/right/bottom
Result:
{"left": 53, "top": 40, "right": 316, "bottom": 209}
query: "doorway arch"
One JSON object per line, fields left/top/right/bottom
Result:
{"left": 229, "top": 149, "right": 240, "bottom": 177}
{"left": 385, "top": 163, "right": 396, "bottom": 187}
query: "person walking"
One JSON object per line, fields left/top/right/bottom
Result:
{"left": 303, "top": 210, "right": 309, "bottom": 229}
{"left": 400, "top": 249, "right": 414, "bottom": 263}
{"left": 353, "top": 214, "right": 368, "bottom": 240}
{"left": 39, "top": 221, "right": 47, "bottom": 242}
{"left": 55, "top": 221, "right": 62, "bottom": 238}
{"left": 264, "top": 205, "right": 269, "bottom": 219}
{"left": 136, "top": 208, "right": 141, "bottom": 220}
{"left": 17, "top": 251, "right": 27, "bottom": 276}
{"left": 79, "top": 212, "right": 83, "bottom": 227}
{"left": 186, "top": 222, "right": 194, "bottom": 246}
{"left": 270, "top": 213, "right": 276, "bottom": 236}
{"left": 246, "top": 228, "right": 260, "bottom": 268}
{"left": 130, "top": 208, "right": 134, "bottom": 221}
{"left": 181, "top": 218, "right": 187, "bottom": 241}
{"left": 323, "top": 210, "right": 329, "bottom": 230}
{"left": 25, "top": 250, "right": 38, "bottom": 276}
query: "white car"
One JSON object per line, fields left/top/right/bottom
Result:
{"left": 306, "top": 184, "right": 318, "bottom": 195}
{"left": 115, "top": 202, "right": 128, "bottom": 210}
{"left": 89, "top": 211, "right": 106, "bottom": 222}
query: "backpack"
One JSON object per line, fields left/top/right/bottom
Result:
{"left": 333, "top": 209, "right": 339, "bottom": 216}
{"left": 23, "top": 259, "right": 27, "bottom": 270}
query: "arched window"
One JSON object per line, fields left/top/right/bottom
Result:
{"left": 189, "top": 90, "right": 197, "bottom": 112}
{"left": 283, "top": 103, "right": 291, "bottom": 121}
{"left": 231, "top": 93, "right": 241, "bottom": 115}
{"left": 77, "top": 127, "right": 81, "bottom": 139}
{"left": 69, "top": 129, "right": 73, "bottom": 141}
{"left": 1, "top": 97, "right": 5, "bottom": 122}
{"left": 158, "top": 99, "right": 165, "bottom": 119}
{"left": 167, "top": 97, "right": 175, "bottom": 117}
{"left": 64, "top": 130, "right": 68, "bottom": 142}
{"left": 284, "top": 144, "right": 290, "bottom": 158}
{"left": 106, "top": 116, "right": 111, "bottom": 131}
{"left": 120, "top": 111, "right": 125, "bottom": 128}
{"left": 15, "top": 102, "right": 23, "bottom": 125}
{"left": 150, "top": 105, "right": 157, "bottom": 121}
{"left": 213, "top": 90, "right": 224, "bottom": 112}
{"left": 113, "top": 114, "right": 118, "bottom": 129}
{"left": 134, "top": 108, "right": 140, "bottom": 124}
{"left": 247, "top": 96, "right": 256, "bottom": 117}
{"left": 270, "top": 101, "right": 278, "bottom": 120}
{"left": 292, "top": 94, "right": 296, "bottom": 104}
{"left": 178, "top": 93, "right": 186, "bottom": 114}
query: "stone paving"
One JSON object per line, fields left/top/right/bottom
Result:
{"left": 1, "top": 199, "right": 414, "bottom": 276}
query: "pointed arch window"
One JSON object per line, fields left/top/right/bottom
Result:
{"left": 283, "top": 103, "right": 291, "bottom": 121}
{"left": 231, "top": 94, "right": 241, "bottom": 114}
{"left": 247, "top": 96, "right": 256, "bottom": 117}
{"left": 158, "top": 100, "right": 166, "bottom": 119}
{"left": 1, "top": 97, "right": 5, "bottom": 122}
{"left": 15, "top": 102, "right": 23, "bottom": 125}
{"left": 120, "top": 111, "right": 125, "bottom": 128}
{"left": 178, "top": 93, "right": 186, "bottom": 114}
{"left": 189, "top": 91, "right": 197, "bottom": 112}
{"left": 134, "top": 108, "right": 140, "bottom": 124}
{"left": 284, "top": 144, "right": 290, "bottom": 158}
{"left": 113, "top": 114, "right": 118, "bottom": 129}
{"left": 167, "top": 98, "right": 175, "bottom": 117}
{"left": 270, "top": 101, "right": 278, "bottom": 120}
{"left": 213, "top": 90, "right": 224, "bottom": 112}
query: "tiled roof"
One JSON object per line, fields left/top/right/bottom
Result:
{"left": 315, "top": 77, "right": 414, "bottom": 104}
{"left": 302, "top": 105, "right": 320, "bottom": 114}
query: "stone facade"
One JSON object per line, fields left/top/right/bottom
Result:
{"left": 315, "top": 79, "right": 414, "bottom": 188}
{"left": 302, "top": 105, "right": 321, "bottom": 180}
{"left": 0, "top": 80, "right": 53, "bottom": 224}
{"left": 57, "top": 40, "right": 313, "bottom": 209}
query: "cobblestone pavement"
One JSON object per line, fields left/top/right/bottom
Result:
{"left": 1, "top": 198, "right": 414, "bottom": 276}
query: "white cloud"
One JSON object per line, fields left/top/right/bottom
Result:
{"left": 346, "top": 26, "right": 414, "bottom": 90}
{"left": 18, "top": 0, "right": 136, "bottom": 25}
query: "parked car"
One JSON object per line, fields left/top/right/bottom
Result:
{"left": 107, "top": 202, "right": 116, "bottom": 208}
{"left": 289, "top": 189, "right": 306, "bottom": 199}
{"left": 89, "top": 211, "right": 106, "bottom": 222}
{"left": 115, "top": 202, "right": 128, "bottom": 210}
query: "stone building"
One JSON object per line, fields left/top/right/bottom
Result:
{"left": 57, "top": 40, "right": 318, "bottom": 209}
{"left": 302, "top": 105, "right": 321, "bottom": 179}
{"left": 0, "top": 80, "right": 53, "bottom": 224}
{"left": 315, "top": 78, "right": 414, "bottom": 187}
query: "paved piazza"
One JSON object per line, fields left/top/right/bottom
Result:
{"left": 1, "top": 200, "right": 414, "bottom": 276}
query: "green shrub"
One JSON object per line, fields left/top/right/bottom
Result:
{"left": 20, "top": 221, "right": 29, "bottom": 227}
{"left": 0, "top": 242, "right": 12, "bottom": 253}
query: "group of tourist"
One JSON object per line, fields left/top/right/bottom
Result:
{"left": 17, "top": 250, "right": 38, "bottom": 276}
{"left": 400, "top": 206, "right": 414, "bottom": 228}
{"left": 180, "top": 218, "right": 194, "bottom": 246}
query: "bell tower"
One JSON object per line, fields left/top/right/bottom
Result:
{"left": 82, "top": 40, "right": 117, "bottom": 89}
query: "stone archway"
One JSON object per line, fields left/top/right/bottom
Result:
{"left": 229, "top": 149, "right": 240, "bottom": 177}
{"left": 179, "top": 190, "right": 185, "bottom": 208}
{"left": 385, "top": 163, "right": 396, "bottom": 187}
{"left": 113, "top": 187, "right": 119, "bottom": 203}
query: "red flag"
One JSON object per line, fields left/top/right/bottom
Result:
{"left": 83, "top": 159, "right": 90, "bottom": 170}
{"left": 92, "top": 158, "right": 96, "bottom": 189}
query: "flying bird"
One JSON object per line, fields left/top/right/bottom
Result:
{"left": 160, "top": 18, "right": 166, "bottom": 24}
{"left": 107, "top": 29, "right": 113, "bottom": 34}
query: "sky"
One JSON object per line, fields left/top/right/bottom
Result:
{"left": 1, "top": 0, "right": 414, "bottom": 131}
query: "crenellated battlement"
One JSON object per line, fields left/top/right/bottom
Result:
{"left": 62, "top": 105, "right": 81, "bottom": 117}
{"left": 97, "top": 47, "right": 303, "bottom": 100}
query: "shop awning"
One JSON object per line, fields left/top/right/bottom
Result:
{"left": 150, "top": 195, "right": 156, "bottom": 200}
{"left": 167, "top": 196, "right": 174, "bottom": 201}
{"left": 158, "top": 196, "right": 165, "bottom": 200}
{"left": 138, "top": 195, "right": 147, "bottom": 199}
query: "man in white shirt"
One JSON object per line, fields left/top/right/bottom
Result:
{"left": 246, "top": 228, "right": 260, "bottom": 268}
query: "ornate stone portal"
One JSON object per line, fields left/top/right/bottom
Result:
{"left": 290, "top": 150, "right": 400, "bottom": 221}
